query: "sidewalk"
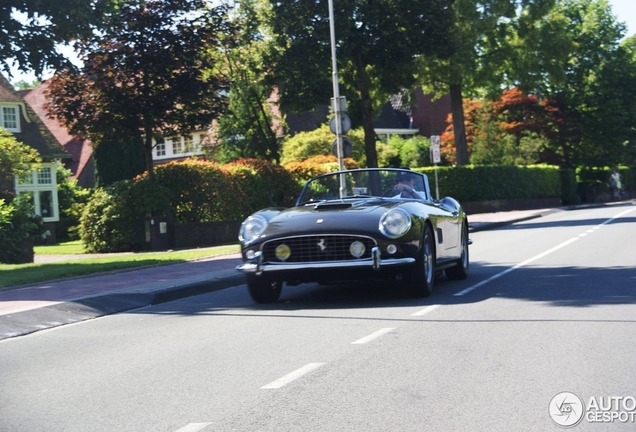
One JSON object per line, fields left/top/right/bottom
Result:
{"left": 0, "top": 205, "right": 592, "bottom": 341}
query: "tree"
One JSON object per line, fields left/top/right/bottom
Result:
{"left": 0, "top": 128, "right": 41, "bottom": 200}
{"left": 45, "top": 0, "right": 234, "bottom": 181}
{"left": 509, "top": 0, "right": 636, "bottom": 167}
{"left": 262, "top": 0, "right": 455, "bottom": 168}
{"left": 0, "top": 0, "right": 113, "bottom": 77}
{"left": 417, "top": 0, "right": 555, "bottom": 165}
{"left": 212, "top": 0, "right": 282, "bottom": 163}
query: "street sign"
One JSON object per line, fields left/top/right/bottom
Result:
{"left": 331, "top": 137, "right": 353, "bottom": 157}
{"left": 329, "top": 114, "right": 352, "bottom": 134}
{"left": 430, "top": 135, "right": 441, "bottom": 164}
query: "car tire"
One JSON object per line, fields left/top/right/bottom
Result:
{"left": 247, "top": 276, "right": 282, "bottom": 303}
{"left": 405, "top": 223, "right": 435, "bottom": 297}
{"left": 445, "top": 222, "right": 469, "bottom": 280}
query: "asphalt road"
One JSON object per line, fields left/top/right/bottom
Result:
{"left": 1, "top": 204, "right": 635, "bottom": 432}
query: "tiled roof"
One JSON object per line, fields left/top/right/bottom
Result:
{"left": 20, "top": 81, "right": 93, "bottom": 184}
{"left": 0, "top": 74, "right": 69, "bottom": 160}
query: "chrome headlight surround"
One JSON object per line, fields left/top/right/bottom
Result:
{"left": 239, "top": 214, "right": 268, "bottom": 243}
{"left": 379, "top": 208, "right": 412, "bottom": 239}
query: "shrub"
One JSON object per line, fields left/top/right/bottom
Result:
{"left": 79, "top": 179, "right": 174, "bottom": 252}
{"left": 0, "top": 198, "right": 48, "bottom": 263}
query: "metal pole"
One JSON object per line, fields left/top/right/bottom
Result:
{"left": 328, "top": 0, "right": 346, "bottom": 197}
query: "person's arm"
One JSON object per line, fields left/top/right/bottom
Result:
{"left": 395, "top": 183, "right": 423, "bottom": 199}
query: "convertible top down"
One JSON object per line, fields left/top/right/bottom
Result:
{"left": 237, "top": 168, "right": 470, "bottom": 303}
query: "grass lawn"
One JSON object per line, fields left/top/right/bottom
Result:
{"left": 0, "top": 242, "right": 240, "bottom": 289}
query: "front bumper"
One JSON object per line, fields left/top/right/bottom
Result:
{"left": 236, "top": 246, "right": 415, "bottom": 275}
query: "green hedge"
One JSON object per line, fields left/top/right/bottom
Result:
{"left": 80, "top": 159, "right": 300, "bottom": 252}
{"left": 418, "top": 165, "right": 573, "bottom": 203}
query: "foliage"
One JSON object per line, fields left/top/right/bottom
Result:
{"left": 419, "top": 165, "right": 562, "bottom": 202}
{"left": 0, "top": 128, "right": 41, "bottom": 200}
{"left": 93, "top": 135, "right": 146, "bottom": 186}
{"left": 56, "top": 166, "right": 92, "bottom": 241}
{"left": 416, "top": 0, "right": 556, "bottom": 165}
{"left": 45, "top": 0, "right": 234, "bottom": 181}
{"left": 283, "top": 155, "right": 360, "bottom": 184}
{"left": 384, "top": 135, "right": 431, "bottom": 168}
{"left": 280, "top": 125, "right": 366, "bottom": 165}
{"left": 0, "top": 198, "right": 48, "bottom": 264}
{"left": 79, "top": 179, "right": 174, "bottom": 252}
{"left": 0, "top": 0, "right": 114, "bottom": 77}
{"left": 509, "top": 0, "right": 636, "bottom": 168}
{"left": 152, "top": 158, "right": 299, "bottom": 222}
{"left": 211, "top": 0, "right": 281, "bottom": 163}
{"left": 263, "top": 0, "right": 455, "bottom": 168}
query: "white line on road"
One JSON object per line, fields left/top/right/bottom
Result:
{"left": 454, "top": 207, "right": 636, "bottom": 297}
{"left": 173, "top": 423, "right": 212, "bottom": 432}
{"left": 261, "top": 363, "right": 325, "bottom": 389}
{"left": 351, "top": 327, "right": 395, "bottom": 344}
{"left": 411, "top": 304, "right": 441, "bottom": 317}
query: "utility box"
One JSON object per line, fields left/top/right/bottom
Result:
{"left": 132, "top": 217, "right": 173, "bottom": 251}
{"left": 147, "top": 217, "right": 173, "bottom": 251}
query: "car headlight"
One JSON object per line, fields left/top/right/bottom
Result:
{"left": 379, "top": 208, "right": 412, "bottom": 239}
{"left": 239, "top": 215, "right": 268, "bottom": 243}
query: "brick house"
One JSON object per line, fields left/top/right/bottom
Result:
{"left": 0, "top": 74, "right": 69, "bottom": 232}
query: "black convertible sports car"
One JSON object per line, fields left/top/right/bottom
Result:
{"left": 237, "top": 168, "right": 470, "bottom": 303}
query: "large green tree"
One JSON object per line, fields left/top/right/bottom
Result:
{"left": 509, "top": 0, "right": 636, "bottom": 167}
{"left": 417, "top": 0, "right": 555, "bottom": 165}
{"left": 212, "top": 0, "right": 281, "bottom": 163}
{"left": 262, "top": 0, "right": 454, "bottom": 168}
{"left": 45, "top": 0, "right": 234, "bottom": 181}
{"left": 0, "top": 0, "right": 113, "bottom": 77}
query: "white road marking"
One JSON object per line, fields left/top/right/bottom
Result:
{"left": 351, "top": 327, "right": 395, "bottom": 344}
{"left": 261, "top": 363, "right": 325, "bottom": 389}
{"left": 173, "top": 423, "right": 212, "bottom": 432}
{"left": 455, "top": 207, "right": 636, "bottom": 297}
{"left": 411, "top": 304, "right": 441, "bottom": 316}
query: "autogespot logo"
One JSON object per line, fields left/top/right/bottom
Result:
{"left": 549, "top": 391, "right": 585, "bottom": 428}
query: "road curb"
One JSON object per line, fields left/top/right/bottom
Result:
{"left": 0, "top": 273, "right": 245, "bottom": 341}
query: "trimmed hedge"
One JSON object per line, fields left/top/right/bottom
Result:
{"left": 418, "top": 165, "right": 564, "bottom": 202}
{"left": 79, "top": 159, "right": 301, "bottom": 252}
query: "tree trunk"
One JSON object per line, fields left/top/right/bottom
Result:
{"left": 144, "top": 132, "right": 155, "bottom": 182}
{"left": 450, "top": 83, "right": 469, "bottom": 165}
{"left": 353, "top": 48, "right": 378, "bottom": 168}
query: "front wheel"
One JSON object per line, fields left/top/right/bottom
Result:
{"left": 445, "top": 222, "right": 469, "bottom": 280}
{"left": 404, "top": 224, "right": 435, "bottom": 297}
{"left": 247, "top": 275, "right": 282, "bottom": 303}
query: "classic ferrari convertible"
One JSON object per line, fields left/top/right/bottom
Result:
{"left": 237, "top": 168, "right": 470, "bottom": 303}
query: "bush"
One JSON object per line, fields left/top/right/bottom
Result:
{"left": 0, "top": 198, "right": 48, "bottom": 263}
{"left": 280, "top": 125, "right": 366, "bottom": 165}
{"left": 56, "top": 166, "right": 92, "bottom": 240}
{"left": 418, "top": 165, "right": 562, "bottom": 202}
{"left": 283, "top": 155, "right": 360, "bottom": 184}
{"left": 79, "top": 179, "right": 174, "bottom": 252}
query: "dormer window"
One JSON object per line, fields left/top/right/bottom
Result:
{"left": 1, "top": 105, "right": 19, "bottom": 132}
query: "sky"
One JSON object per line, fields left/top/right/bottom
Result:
{"left": 5, "top": 0, "right": 636, "bottom": 85}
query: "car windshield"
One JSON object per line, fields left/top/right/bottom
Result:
{"left": 297, "top": 169, "right": 428, "bottom": 205}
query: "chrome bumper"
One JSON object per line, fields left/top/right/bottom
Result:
{"left": 236, "top": 246, "right": 415, "bottom": 275}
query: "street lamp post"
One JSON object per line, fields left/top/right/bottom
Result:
{"left": 328, "top": 0, "right": 346, "bottom": 196}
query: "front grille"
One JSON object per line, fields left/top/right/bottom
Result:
{"left": 262, "top": 235, "right": 377, "bottom": 263}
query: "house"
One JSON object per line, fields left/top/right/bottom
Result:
{"left": 284, "top": 89, "right": 451, "bottom": 141}
{"left": 20, "top": 81, "right": 95, "bottom": 188}
{"left": 0, "top": 74, "right": 69, "bottom": 237}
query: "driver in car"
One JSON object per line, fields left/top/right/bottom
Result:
{"left": 393, "top": 170, "right": 424, "bottom": 200}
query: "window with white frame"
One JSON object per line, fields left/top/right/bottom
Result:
{"left": 15, "top": 163, "right": 60, "bottom": 222}
{"left": 1, "top": 105, "right": 20, "bottom": 132}
{"left": 183, "top": 135, "right": 194, "bottom": 153}
{"left": 172, "top": 138, "right": 184, "bottom": 155}
{"left": 155, "top": 142, "right": 166, "bottom": 157}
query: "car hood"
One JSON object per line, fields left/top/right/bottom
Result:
{"left": 261, "top": 199, "right": 399, "bottom": 236}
